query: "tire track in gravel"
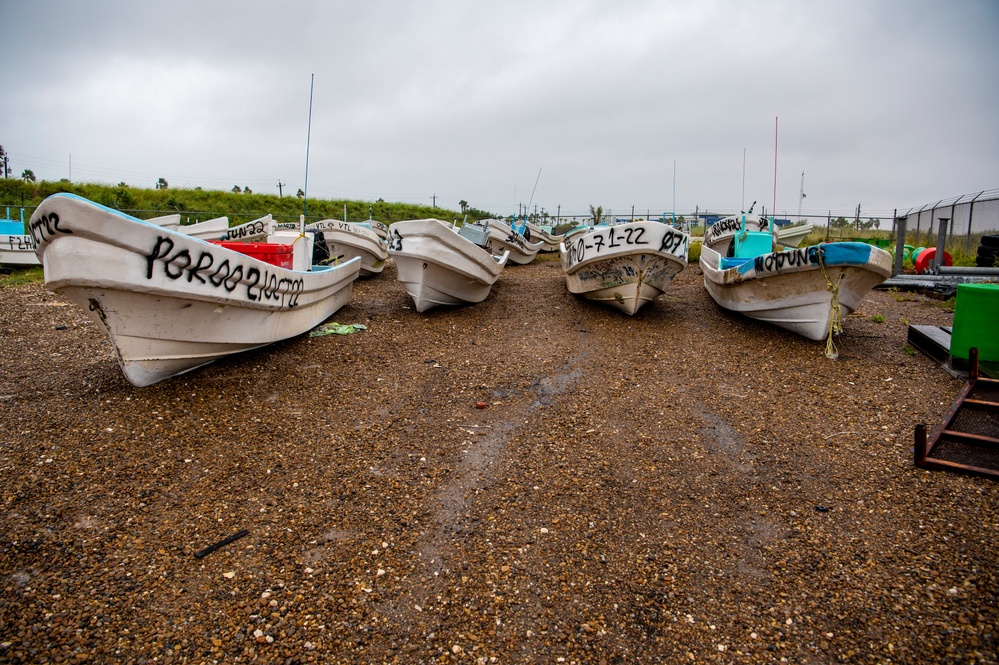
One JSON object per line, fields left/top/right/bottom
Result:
{"left": 387, "top": 350, "right": 590, "bottom": 630}
{"left": 686, "top": 386, "right": 776, "bottom": 582}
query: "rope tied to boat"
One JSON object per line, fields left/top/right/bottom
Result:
{"left": 817, "top": 243, "right": 844, "bottom": 359}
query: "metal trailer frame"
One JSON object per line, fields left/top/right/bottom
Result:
{"left": 915, "top": 348, "right": 999, "bottom": 480}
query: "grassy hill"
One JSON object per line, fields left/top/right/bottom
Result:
{"left": 0, "top": 179, "right": 496, "bottom": 226}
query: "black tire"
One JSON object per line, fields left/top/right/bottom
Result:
{"left": 977, "top": 244, "right": 999, "bottom": 260}
{"left": 981, "top": 234, "right": 999, "bottom": 248}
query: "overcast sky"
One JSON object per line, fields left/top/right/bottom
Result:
{"left": 2, "top": 0, "right": 997, "bottom": 220}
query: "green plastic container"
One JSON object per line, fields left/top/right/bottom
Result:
{"left": 949, "top": 283, "right": 999, "bottom": 361}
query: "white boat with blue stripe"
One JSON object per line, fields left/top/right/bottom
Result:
{"left": 700, "top": 224, "right": 893, "bottom": 355}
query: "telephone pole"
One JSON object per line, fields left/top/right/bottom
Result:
{"left": 277, "top": 180, "right": 285, "bottom": 197}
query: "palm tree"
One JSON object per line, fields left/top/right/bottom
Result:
{"left": 589, "top": 204, "right": 603, "bottom": 227}
{"left": 459, "top": 200, "right": 468, "bottom": 214}
{"left": 22, "top": 169, "right": 36, "bottom": 183}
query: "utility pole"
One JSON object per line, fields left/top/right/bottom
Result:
{"left": 432, "top": 194, "right": 436, "bottom": 208}
{"left": 277, "top": 180, "right": 285, "bottom": 197}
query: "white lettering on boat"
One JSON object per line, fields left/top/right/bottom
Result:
{"left": 145, "top": 236, "right": 305, "bottom": 308}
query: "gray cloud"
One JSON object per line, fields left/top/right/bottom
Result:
{"left": 2, "top": 0, "right": 996, "bottom": 219}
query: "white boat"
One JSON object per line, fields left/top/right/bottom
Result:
{"left": 176, "top": 216, "right": 229, "bottom": 240}
{"left": 219, "top": 216, "right": 275, "bottom": 242}
{"left": 1, "top": 213, "right": 40, "bottom": 266}
{"left": 525, "top": 221, "right": 565, "bottom": 252}
{"left": 702, "top": 212, "right": 770, "bottom": 256}
{"left": 776, "top": 223, "right": 813, "bottom": 248}
{"left": 559, "top": 220, "right": 689, "bottom": 315}
{"left": 483, "top": 219, "right": 543, "bottom": 265}
{"left": 369, "top": 220, "right": 389, "bottom": 242}
{"left": 306, "top": 219, "right": 388, "bottom": 276}
{"left": 700, "top": 235, "right": 893, "bottom": 350}
{"left": 387, "top": 218, "right": 509, "bottom": 312}
{"left": 28, "top": 193, "right": 361, "bottom": 387}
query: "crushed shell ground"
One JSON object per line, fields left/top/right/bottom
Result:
{"left": 0, "top": 255, "right": 995, "bottom": 664}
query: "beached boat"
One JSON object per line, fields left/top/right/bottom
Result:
{"left": 777, "top": 223, "right": 813, "bottom": 248}
{"left": 387, "top": 218, "right": 509, "bottom": 312}
{"left": 703, "top": 212, "right": 770, "bottom": 256}
{"left": 28, "top": 193, "right": 361, "bottom": 387}
{"left": 559, "top": 220, "right": 689, "bottom": 315}
{"left": 306, "top": 219, "right": 389, "bottom": 276}
{"left": 483, "top": 219, "right": 543, "bottom": 265}
{"left": 1, "top": 211, "right": 40, "bottom": 266}
{"left": 700, "top": 233, "right": 893, "bottom": 352}
{"left": 175, "top": 216, "right": 229, "bottom": 240}
{"left": 525, "top": 221, "right": 565, "bottom": 252}
{"left": 218, "top": 215, "right": 275, "bottom": 242}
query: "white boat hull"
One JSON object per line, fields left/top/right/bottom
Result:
{"left": 484, "top": 219, "right": 543, "bottom": 264}
{"left": 560, "top": 221, "right": 689, "bottom": 315}
{"left": 308, "top": 220, "right": 389, "bottom": 276}
{"left": 777, "top": 223, "right": 813, "bottom": 248}
{"left": 219, "top": 216, "right": 275, "bottom": 242}
{"left": 700, "top": 243, "right": 893, "bottom": 341}
{"left": 703, "top": 213, "right": 770, "bottom": 256}
{"left": 525, "top": 222, "right": 565, "bottom": 252}
{"left": 388, "top": 219, "right": 509, "bottom": 312}
{"left": 29, "top": 193, "right": 361, "bottom": 386}
{"left": 1, "top": 234, "right": 40, "bottom": 266}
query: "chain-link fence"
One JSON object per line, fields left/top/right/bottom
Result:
{"left": 898, "top": 189, "right": 999, "bottom": 252}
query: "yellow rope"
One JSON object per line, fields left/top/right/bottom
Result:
{"left": 817, "top": 243, "right": 844, "bottom": 359}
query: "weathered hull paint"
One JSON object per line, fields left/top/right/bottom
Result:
{"left": 484, "top": 219, "right": 544, "bottom": 264}
{"left": 703, "top": 213, "right": 769, "bottom": 256}
{"left": 525, "top": 222, "right": 565, "bottom": 252}
{"left": 307, "top": 219, "right": 389, "bottom": 276}
{"left": 700, "top": 242, "right": 893, "bottom": 341}
{"left": 29, "top": 193, "right": 361, "bottom": 386}
{"left": 387, "top": 219, "right": 509, "bottom": 313}
{"left": 559, "top": 221, "right": 689, "bottom": 315}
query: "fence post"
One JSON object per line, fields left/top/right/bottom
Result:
{"left": 934, "top": 217, "right": 950, "bottom": 272}
{"left": 893, "top": 215, "right": 907, "bottom": 275}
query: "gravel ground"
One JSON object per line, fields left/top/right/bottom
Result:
{"left": 1, "top": 254, "right": 996, "bottom": 665}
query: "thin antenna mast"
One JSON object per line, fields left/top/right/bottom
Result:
{"left": 526, "top": 167, "right": 542, "bottom": 219}
{"left": 772, "top": 117, "right": 778, "bottom": 222}
{"left": 302, "top": 74, "right": 315, "bottom": 223}
{"left": 672, "top": 159, "right": 676, "bottom": 224}
{"left": 741, "top": 148, "right": 746, "bottom": 212}
{"left": 798, "top": 170, "right": 805, "bottom": 222}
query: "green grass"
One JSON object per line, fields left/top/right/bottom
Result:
{"left": 687, "top": 240, "right": 701, "bottom": 264}
{"left": 0, "top": 265, "right": 43, "bottom": 286}
{"left": 0, "top": 179, "right": 489, "bottom": 227}
{"left": 870, "top": 314, "right": 886, "bottom": 323}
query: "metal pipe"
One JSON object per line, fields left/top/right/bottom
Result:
{"left": 937, "top": 266, "right": 999, "bottom": 276}
{"left": 893, "top": 215, "right": 907, "bottom": 276}
{"left": 934, "top": 217, "right": 950, "bottom": 271}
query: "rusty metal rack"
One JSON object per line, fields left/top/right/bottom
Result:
{"left": 915, "top": 348, "right": 999, "bottom": 480}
